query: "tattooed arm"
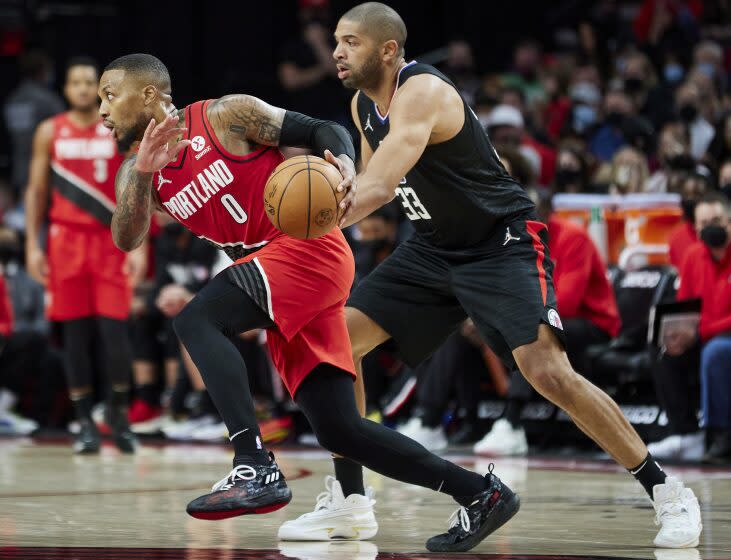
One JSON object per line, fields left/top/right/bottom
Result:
{"left": 208, "top": 94, "right": 357, "bottom": 216}
{"left": 111, "top": 156, "right": 154, "bottom": 251}
{"left": 112, "top": 114, "right": 189, "bottom": 251}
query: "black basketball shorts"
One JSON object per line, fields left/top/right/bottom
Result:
{"left": 347, "top": 216, "right": 567, "bottom": 368}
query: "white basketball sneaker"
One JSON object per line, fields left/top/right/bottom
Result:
{"left": 473, "top": 419, "right": 528, "bottom": 457}
{"left": 278, "top": 476, "right": 378, "bottom": 541}
{"left": 653, "top": 477, "right": 702, "bottom": 548}
{"left": 397, "top": 417, "right": 447, "bottom": 451}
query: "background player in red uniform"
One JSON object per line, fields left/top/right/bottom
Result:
{"left": 24, "top": 57, "right": 145, "bottom": 453}
{"left": 102, "top": 54, "right": 517, "bottom": 551}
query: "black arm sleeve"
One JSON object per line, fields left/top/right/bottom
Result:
{"left": 280, "top": 111, "right": 356, "bottom": 162}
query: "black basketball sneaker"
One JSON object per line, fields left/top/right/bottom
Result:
{"left": 73, "top": 418, "right": 101, "bottom": 454}
{"left": 426, "top": 465, "right": 520, "bottom": 552}
{"left": 106, "top": 401, "right": 137, "bottom": 454}
{"left": 187, "top": 452, "right": 292, "bottom": 520}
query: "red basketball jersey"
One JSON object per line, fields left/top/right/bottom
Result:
{"left": 49, "top": 113, "right": 124, "bottom": 229}
{"left": 153, "top": 101, "right": 286, "bottom": 259}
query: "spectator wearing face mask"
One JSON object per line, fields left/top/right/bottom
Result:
{"left": 565, "top": 81, "right": 602, "bottom": 139}
{"left": 693, "top": 40, "right": 726, "bottom": 95}
{"left": 675, "top": 81, "right": 715, "bottom": 160}
{"left": 621, "top": 52, "right": 674, "bottom": 130}
{"left": 485, "top": 104, "right": 556, "bottom": 186}
{"left": 501, "top": 39, "right": 546, "bottom": 105}
{"left": 668, "top": 172, "right": 711, "bottom": 269}
{"left": 589, "top": 90, "right": 635, "bottom": 163}
{"left": 647, "top": 122, "right": 695, "bottom": 193}
{"left": 552, "top": 144, "right": 593, "bottom": 193}
{"left": 670, "top": 193, "right": 731, "bottom": 463}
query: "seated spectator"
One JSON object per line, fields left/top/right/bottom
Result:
{"left": 0, "top": 272, "right": 37, "bottom": 434}
{"left": 129, "top": 217, "right": 218, "bottom": 433}
{"left": 501, "top": 39, "right": 546, "bottom": 106}
{"left": 649, "top": 193, "right": 731, "bottom": 462}
{"left": 646, "top": 122, "right": 694, "bottom": 193}
{"left": 668, "top": 172, "right": 711, "bottom": 269}
{"left": 552, "top": 143, "right": 593, "bottom": 193}
{"left": 595, "top": 146, "right": 650, "bottom": 194}
{"left": 473, "top": 193, "right": 621, "bottom": 456}
{"left": 486, "top": 104, "right": 556, "bottom": 186}
{"left": 0, "top": 227, "right": 64, "bottom": 431}
{"left": 589, "top": 90, "right": 635, "bottom": 163}
{"left": 396, "top": 327, "right": 490, "bottom": 451}
{"left": 675, "top": 81, "right": 715, "bottom": 160}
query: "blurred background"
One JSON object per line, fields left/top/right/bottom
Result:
{"left": 1, "top": 0, "right": 730, "bottom": 465}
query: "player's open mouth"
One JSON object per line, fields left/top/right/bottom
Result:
{"left": 337, "top": 65, "right": 350, "bottom": 79}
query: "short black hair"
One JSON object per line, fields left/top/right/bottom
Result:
{"left": 65, "top": 56, "right": 98, "bottom": 79}
{"left": 698, "top": 191, "right": 730, "bottom": 210}
{"left": 341, "top": 2, "right": 407, "bottom": 58}
{"left": 104, "top": 53, "right": 171, "bottom": 93}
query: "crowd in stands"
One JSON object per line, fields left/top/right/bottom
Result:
{"left": 0, "top": 0, "right": 730, "bottom": 464}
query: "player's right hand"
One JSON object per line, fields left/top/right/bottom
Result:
{"left": 26, "top": 246, "right": 48, "bottom": 286}
{"left": 134, "top": 115, "right": 190, "bottom": 174}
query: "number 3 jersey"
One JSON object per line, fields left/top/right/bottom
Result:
{"left": 153, "top": 100, "right": 287, "bottom": 261}
{"left": 356, "top": 62, "right": 535, "bottom": 249}
{"left": 49, "top": 112, "right": 124, "bottom": 229}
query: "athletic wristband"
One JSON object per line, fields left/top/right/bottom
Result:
{"left": 280, "top": 111, "right": 356, "bottom": 163}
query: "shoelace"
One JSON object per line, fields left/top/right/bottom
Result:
{"left": 313, "top": 476, "right": 337, "bottom": 511}
{"left": 212, "top": 464, "right": 257, "bottom": 492}
{"left": 655, "top": 494, "right": 689, "bottom": 527}
{"left": 447, "top": 505, "right": 471, "bottom": 533}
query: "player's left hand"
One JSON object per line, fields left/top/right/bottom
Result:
{"left": 323, "top": 150, "right": 356, "bottom": 227}
{"left": 123, "top": 244, "right": 148, "bottom": 288}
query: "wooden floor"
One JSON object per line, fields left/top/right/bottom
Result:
{"left": 0, "top": 437, "right": 729, "bottom": 560}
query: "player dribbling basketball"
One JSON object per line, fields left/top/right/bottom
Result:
{"left": 103, "top": 53, "right": 520, "bottom": 552}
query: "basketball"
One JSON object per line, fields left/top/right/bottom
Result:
{"left": 263, "top": 155, "right": 344, "bottom": 239}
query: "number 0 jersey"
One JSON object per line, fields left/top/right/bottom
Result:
{"left": 356, "top": 62, "right": 535, "bottom": 249}
{"left": 49, "top": 113, "right": 124, "bottom": 229}
{"left": 153, "top": 100, "right": 286, "bottom": 260}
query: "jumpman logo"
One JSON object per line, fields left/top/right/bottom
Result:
{"left": 157, "top": 172, "right": 172, "bottom": 190}
{"left": 502, "top": 226, "right": 520, "bottom": 246}
{"left": 364, "top": 113, "right": 373, "bottom": 132}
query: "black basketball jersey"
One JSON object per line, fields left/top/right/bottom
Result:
{"left": 356, "top": 61, "right": 535, "bottom": 249}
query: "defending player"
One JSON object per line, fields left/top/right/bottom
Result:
{"left": 24, "top": 57, "right": 144, "bottom": 454}
{"left": 280, "top": 2, "right": 702, "bottom": 551}
{"left": 103, "top": 53, "right": 520, "bottom": 552}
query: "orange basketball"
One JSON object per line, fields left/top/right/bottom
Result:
{"left": 263, "top": 155, "right": 344, "bottom": 239}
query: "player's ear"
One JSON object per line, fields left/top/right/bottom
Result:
{"left": 142, "top": 85, "right": 158, "bottom": 106}
{"left": 382, "top": 39, "right": 399, "bottom": 62}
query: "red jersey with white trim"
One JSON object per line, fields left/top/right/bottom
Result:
{"left": 153, "top": 100, "right": 286, "bottom": 259}
{"left": 49, "top": 113, "right": 124, "bottom": 229}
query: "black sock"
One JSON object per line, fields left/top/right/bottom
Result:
{"left": 421, "top": 408, "right": 442, "bottom": 429}
{"left": 71, "top": 393, "right": 94, "bottom": 421}
{"left": 333, "top": 457, "right": 365, "bottom": 496}
{"left": 504, "top": 399, "right": 523, "bottom": 429}
{"left": 136, "top": 384, "right": 158, "bottom": 406}
{"left": 629, "top": 452, "right": 667, "bottom": 499}
{"left": 231, "top": 428, "right": 269, "bottom": 466}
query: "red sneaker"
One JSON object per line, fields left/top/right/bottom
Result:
{"left": 128, "top": 399, "right": 163, "bottom": 434}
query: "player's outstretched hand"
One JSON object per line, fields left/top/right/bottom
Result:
{"left": 134, "top": 115, "right": 190, "bottom": 174}
{"left": 323, "top": 149, "right": 356, "bottom": 227}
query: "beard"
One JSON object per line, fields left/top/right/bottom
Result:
{"left": 115, "top": 115, "right": 148, "bottom": 153}
{"left": 342, "top": 49, "right": 383, "bottom": 90}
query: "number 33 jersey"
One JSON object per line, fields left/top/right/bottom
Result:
{"left": 49, "top": 113, "right": 124, "bottom": 229}
{"left": 153, "top": 100, "right": 286, "bottom": 260}
{"left": 356, "top": 62, "right": 535, "bottom": 249}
